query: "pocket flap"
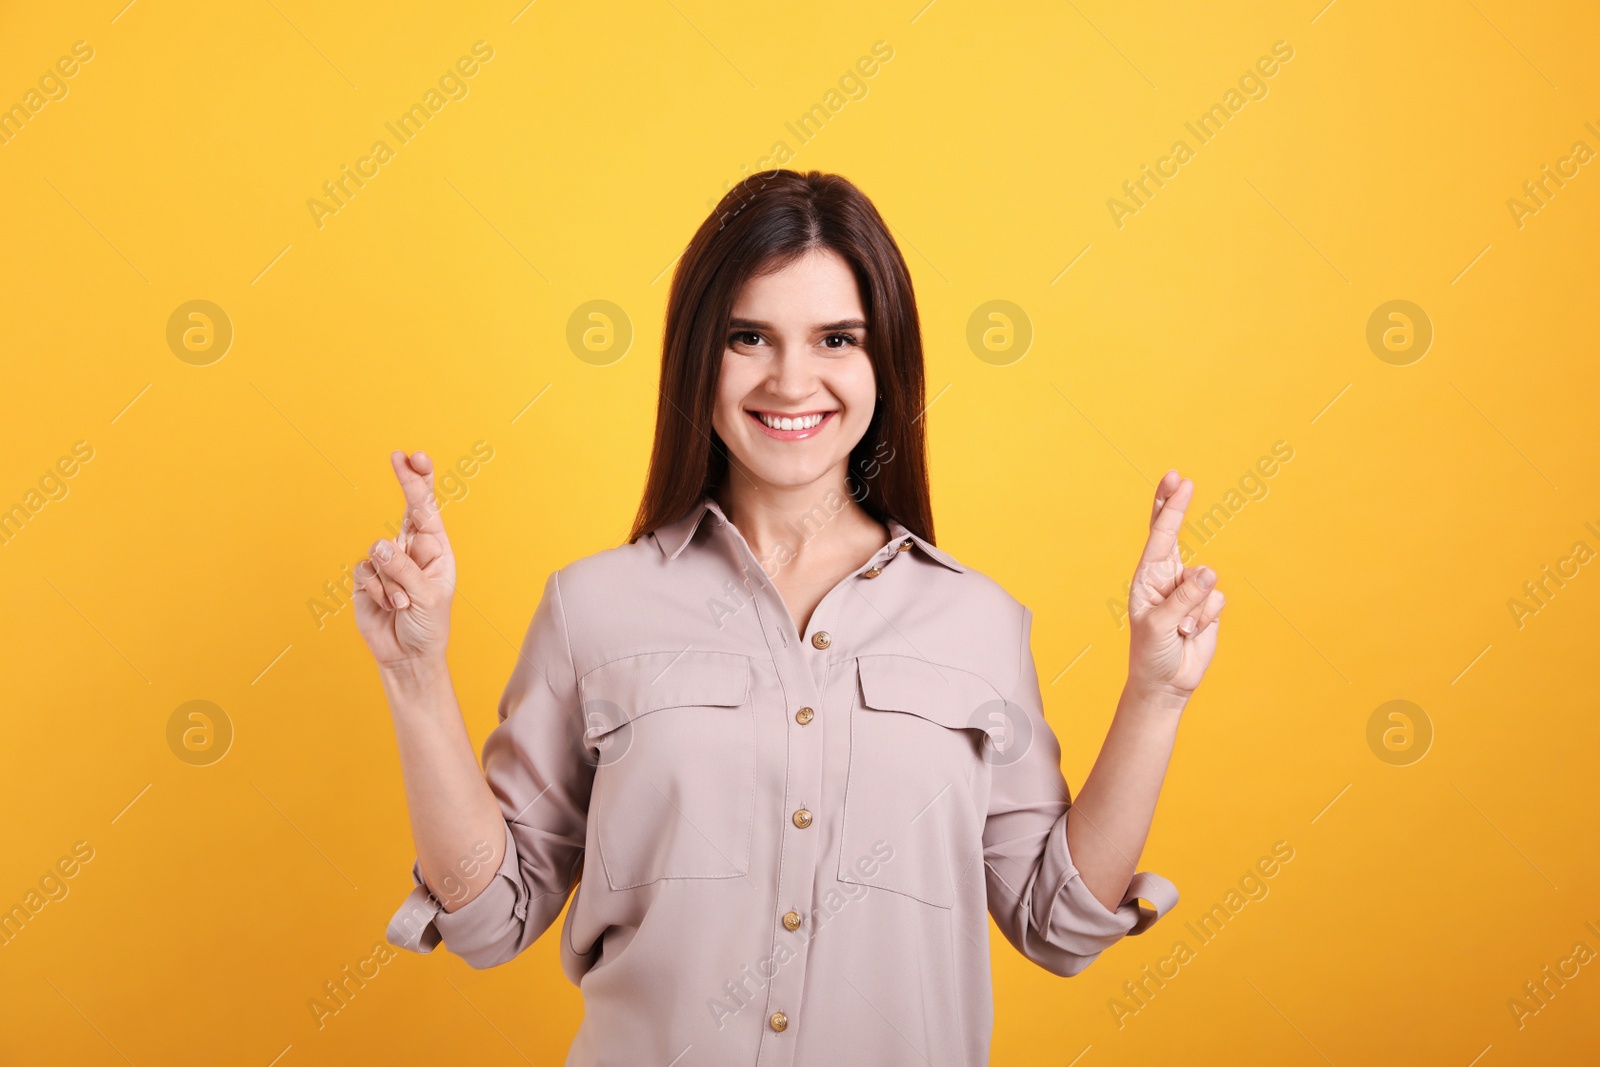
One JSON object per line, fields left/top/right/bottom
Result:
{"left": 856, "top": 654, "right": 1001, "bottom": 731}
{"left": 580, "top": 651, "right": 750, "bottom": 740}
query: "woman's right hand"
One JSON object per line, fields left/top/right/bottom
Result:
{"left": 353, "top": 450, "right": 456, "bottom": 673}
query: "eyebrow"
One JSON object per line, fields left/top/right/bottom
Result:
{"left": 728, "top": 318, "right": 868, "bottom": 332}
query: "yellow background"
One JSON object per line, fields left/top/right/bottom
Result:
{"left": 2, "top": 0, "right": 1597, "bottom": 1063}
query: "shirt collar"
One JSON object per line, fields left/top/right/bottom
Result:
{"left": 650, "top": 494, "right": 965, "bottom": 573}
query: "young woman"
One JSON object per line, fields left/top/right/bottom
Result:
{"left": 359, "top": 170, "right": 1224, "bottom": 1065}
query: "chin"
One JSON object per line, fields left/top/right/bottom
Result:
{"left": 738, "top": 458, "right": 840, "bottom": 492}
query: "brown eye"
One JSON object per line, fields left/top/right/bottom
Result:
{"left": 822, "top": 333, "right": 860, "bottom": 350}
{"left": 730, "top": 331, "right": 763, "bottom": 347}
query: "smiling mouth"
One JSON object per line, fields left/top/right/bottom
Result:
{"left": 747, "top": 409, "right": 835, "bottom": 439}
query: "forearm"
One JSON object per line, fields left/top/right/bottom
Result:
{"left": 1064, "top": 679, "right": 1186, "bottom": 911}
{"left": 381, "top": 659, "right": 508, "bottom": 913}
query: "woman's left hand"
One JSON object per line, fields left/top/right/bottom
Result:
{"left": 1126, "top": 470, "right": 1226, "bottom": 704}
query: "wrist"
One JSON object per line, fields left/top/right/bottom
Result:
{"left": 1121, "top": 675, "right": 1191, "bottom": 717}
{"left": 378, "top": 655, "right": 453, "bottom": 699}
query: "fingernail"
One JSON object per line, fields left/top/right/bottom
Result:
{"left": 1198, "top": 566, "right": 1215, "bottom": 588}
{"left": 391, "top": 589, "right": 409, "bottom": 609}
{"left": 373, "top": 540, "right": 394, "bottom": 562}
{"left": 1179, "top": 616, "right": 1195, "bottom": 635}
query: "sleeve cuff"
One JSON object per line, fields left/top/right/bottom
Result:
{"left": 1039, "top": 816, "right": 1179, "bottom": 957}
{"left": 386, "top": 820, "right": 527, "bottom": 958}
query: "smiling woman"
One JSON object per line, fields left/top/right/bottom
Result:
{"left": 357, "top": 170, "right": 1224, "bottom": 1067}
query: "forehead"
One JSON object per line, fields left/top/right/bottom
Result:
{"left": 730, "top": 248, "right": 864, "bottom": 321}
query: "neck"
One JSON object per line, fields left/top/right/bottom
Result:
{"left": 712, "top": 471, "right": 883, "bottom": 567}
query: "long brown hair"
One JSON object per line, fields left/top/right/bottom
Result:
{"left": 627, "top": 169, "right": 935, "bottom": 547}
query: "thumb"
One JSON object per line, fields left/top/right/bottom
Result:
{"left": 1153, "top": 565, "right": 1216, "bottom": 628}
{"left": 371, "top": 537, "right": 431, "bottom": 608}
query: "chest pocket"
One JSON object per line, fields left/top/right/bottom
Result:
{"left": 580, "top": 650, "right": 753, "bottom": 890}
{"left": 839, "top": 654, "right": 998, "bottom": 909}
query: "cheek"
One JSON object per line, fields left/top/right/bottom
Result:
{"left": 713, "top": 356, "right": 753, "bottom": 432}
{"left": 834, "top": 358, "right": 879, "bottom": 424}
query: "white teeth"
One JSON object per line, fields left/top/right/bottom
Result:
{"left": 759, "top": 412, "right": 824, "bottom": 431}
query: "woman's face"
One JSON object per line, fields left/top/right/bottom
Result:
{"left": 712, "top": 247, "right": 877, "bottom": 495}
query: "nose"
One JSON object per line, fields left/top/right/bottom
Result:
{"left": 764, "top": 345, "right": 817, "bottom": 403}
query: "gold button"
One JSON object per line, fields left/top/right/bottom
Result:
{"left": 897, "top": 539, "right": 912, "bottom": 552}
{"left": 782, "top": 910, "right": 802, "bottom": 931}
{"left": 811, "top": 631, "right": 830, "bottom": 649}
{"left": 862, "top": 565, "right": 883, "bottom": 578}
{"left": 770, "top": 1011, "right": 789, "bottom": 1032}
{"left": 795, "top": 707, "right": 814, "bottom": 725}
{"left": 792, "top": 808, "right": 813, "bottom": 829}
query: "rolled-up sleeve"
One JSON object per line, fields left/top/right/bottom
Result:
{"left": 386, "top": 567, "right": 592, "bottom": 969}
{"left": 983, "top": 604, "right": 1179, "bottom": 977}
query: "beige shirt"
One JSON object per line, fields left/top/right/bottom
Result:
{"left": 387, "top": 494, "right": 1177, "bottom": 1066}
